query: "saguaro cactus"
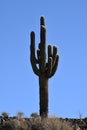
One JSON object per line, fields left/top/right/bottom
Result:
{"left": 30, "top": 16, "right": 59, "bottom": 117}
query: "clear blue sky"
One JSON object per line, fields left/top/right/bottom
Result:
{"left": 0, "top": 0, "right": 87, "bottom": 118}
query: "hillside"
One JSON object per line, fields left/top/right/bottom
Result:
{"left": 0, "top": 114, "right": 87, "bottom": 130}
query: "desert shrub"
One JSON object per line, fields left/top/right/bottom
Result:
{"left": 17, "top": 112, "right": 24, "bottom": 120}
{"left": 31, "top": 118, "right": 74, "bottom": 130}
{"left": 1, "top": 119, "right": 30, "bottom": 130}
{"left": 1, "top": 112, "right": 9, "bottom": 119}
{"left": 31, "top": 112, "right": 39, "bottom": 118}
{"left": 2, "top": 119, "right": 20, "bottom": 130}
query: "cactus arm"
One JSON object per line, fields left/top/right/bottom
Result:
{"left": 52, "top": 46, "right": 58, "bottom": 67}
{"left": 30, "top": 31, "right": 40, "bottom": 76}
{"left": 37, "top": 49, "right": 40, "bottom": 62}
{"left": 46, "top": 57, "right": 53, "bottom": 77}
{"left": 47, "top": 45, "right": 59, "bottom": 78}
{"left": 46, "top": 45, "right": 52, "bottom": 77}
{"left": 48, "top": 45, "right": 52, "bottom": 58}
{"left": 53, "top": 46, "right": 57, "bottom": 56}
{"left": 49, "top": 55, "right": 59, "bottom": 78}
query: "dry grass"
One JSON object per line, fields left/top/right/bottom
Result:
{"left": 31, "top": 117, "right": 74, "bottom": 130}
{"left": 0, "top": 117, "right": 74, "bottom": 130}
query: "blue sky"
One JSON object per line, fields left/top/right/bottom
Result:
{"left": 0, "top": 0, "right": 87, "bottom": 118}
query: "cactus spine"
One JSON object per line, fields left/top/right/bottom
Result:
{"left": 30, "top": 16, "right": 59, "bottom": 117}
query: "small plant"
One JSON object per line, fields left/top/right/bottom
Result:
{"left": 1, "top": 112, "right": 9, "bottom": 119}
{"left": 31, "top": 112, "right": 39, "bottom": 118}
{"left": 79, "top": 112, "right": 82, "bottom": 120}
{"left": 17, "top": 112, "right": 24, "bottom": 120}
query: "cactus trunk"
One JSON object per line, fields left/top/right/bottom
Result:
{"left": 39, "top": 75, "right": 48, "bottom": 117}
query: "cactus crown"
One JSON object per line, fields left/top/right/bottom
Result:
{"left": 30, "top": 16, "right": 59, "bottom": 78}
